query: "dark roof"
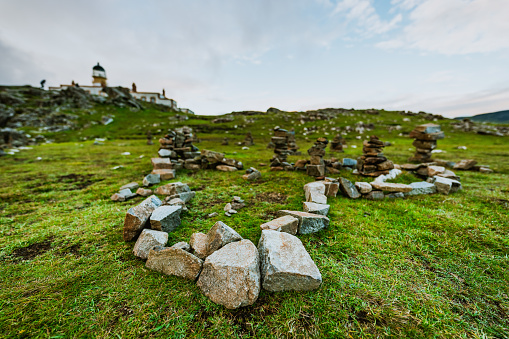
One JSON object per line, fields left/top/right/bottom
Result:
{"left": 93, "top": 63, "right": 105, "bottom": 72}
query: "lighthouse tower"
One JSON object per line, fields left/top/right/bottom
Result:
{"left": 92, "top": 63, "right": 107, "bottom": 87}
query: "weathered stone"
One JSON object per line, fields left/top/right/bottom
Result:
{"left": 135, "top": 187, "right": 153, "bottom": 197}
{"left": 260, "top": 215, "right": 299, "bottom": 235}
{"left": 216, "top": 165, "right": 238, "bottom": 172}
{"left": 277, "top": 210, "right": 329, "bottom": 234}
{"left": 150, "top": 205, "right": 182, "bottom": 233}
{"left": 224, "top": 203, "right": 232, "bottom": 212}
{"left": 400, "top": 163, "right": 422, "bottom": 171}
{"left": 123, "top": 195, "right": 162, "bottom": 242}
{"left": 201, "top": 149, "right": 225, "bottom": 163}
{"left": 377, "top": 160, "right": 394, "bottom": 171}
{"left": 339, "top": 178, "right": 361, "bottom": 199}
{"left": 208, "top": 212, "right": 218, "bottom": 218}
{"left": 479, "top": 167, "right": 493, "bottom": 173}
{"left": 427, "top": 165, "right": 445, "bottom": 177}
{"left": 258, "top": 230, "right": 321, "bottom": 292}
{"left": 171, "top": 241, "right": 191, "bottom": 252}
{"left": 146, "top": 246, "right": 203, "bottom": 280}
{"left": 342, "top": 158, "right": 357, "bottom": 167}
{"left": 303, "top": 202, "right": 330, "bottom": 216}
{"left": 436, "top": 169, "right": 460, "bottom": 181}
{"left": 370, "top": 182, "right": 412, "bottom": 193}
{"left": 197, "top": 240, "right": 260, "bottom": 309}
{"left": 168, "top": 191, "right": 196, "bottom": 203}
{"left": 143, "top": 174, "right": 160, "bottom": 186}
{"left": 242, "top": 167, "right": 261, "bottom": 181}
{"left": 158, "top": 149, "right": 177, "bottom": 158}
{"left": 434, "top": 176, "right": 462, "bottom": 195}
{"left": 306, "top": 164, "right": 325, "bottom": 177}
{"left": 323, "top": 181, "right": 339, "bottom": 197}
{"left": 405, "top": 182, "right": 437, "bottom": 196}
{"left": 151, "top": 169, "right": 176, "bottom": 180}
{"left": 205, "top": 221, "right": 243, "bottom": 257}
{"left": 133, "top": 229, "right": 168, "bottom": 260}
{"left": 151, "top": 157, "right": 173, "bottom": 169}
{"left": 166, "top": 197, "right": 186, "bottom": 208}
{"left": 120, "top": 182, "right": 139, "bottom": 191}
{"left": 303, "top": 181, "right": 327, "bottom": 204}
{"left": 354, "top": 182, "right": 372, "bottom": 194}
{"left": 453, "top": 159, "right": 477, "bottom": 170}
{"left": 154, "top": 182, "right": 190, "bottom": 195}
{"left": 364, "top": 191, "right": 384, "bottom": 200}
{"left": 190, "top": 232, "right": 208, "bottom": 259}
{"left": 111, "top": 188, "right": 137, "bottom": 202}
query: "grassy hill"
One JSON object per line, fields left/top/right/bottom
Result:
{"left": 1, "top": 87, "right": 508, "bottom": 338}
{"left": 456, "top": 110, "right": 509, "bottom": 123}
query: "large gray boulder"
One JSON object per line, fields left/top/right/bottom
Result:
{"left": 123, "top": 195, "right": 162, "bottom": 241}
{"left": 258, "top": 230, "right": 322, "bottom": 292}
{"left": 277, "top": 210, "right": 329, "bottom": 234}
{"left": 197, "top": 239, "right": 260, "bottom": 309}
{"left": 150, "top": 205, "right": 182, "bottom": 233}
{"left": 133, "top": 229, "right": 168, "bottom": 260}
{"left": 146, "top": 246, "right": 203, "bottom": 280}
{"left": 205, "top": 221, "right": 243, "bottom": 257}
{"left": 260, "top": 215, "right": 299, "bottom": 235}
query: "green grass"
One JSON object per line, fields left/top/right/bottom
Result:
{"left": 1, "top": 108, "right": 509, "bottom": 338}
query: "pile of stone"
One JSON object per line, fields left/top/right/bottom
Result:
{"left": 242, "top": 132, "right": 254, "bottom": 146}
{"left": 306, "top": 137, "right": 328, "bottom": 177}
{"left": 111, "top": 182, "right": 139, "bottom": 202}
{"left": 130, "top": 217, "right": 321, "bottom": 309}
{"left": 224, "top": 196, "right": 246, "bottom": 216}
{"left": 357, "top": 135, "right": 394, "bottom": 177}
{"left": 287, "top": 128, "right": 300, "bottom": 155}
{"left": 330, "top": 134, "right": 346, "bottom": 152}
{"left": 409, "top": 123, "right": 444, "bottom": 162}
{"left": 269, "top": 127, "right": 294, "bottom": 170}
{"left": 242, "top": 167, "right": 262, "bottom": 181}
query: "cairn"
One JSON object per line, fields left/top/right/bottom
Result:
{"left": 270, "top": 127, "right": 292, "bottom": 170}
{"left": 306, "top": 138, "right": 328, "bottom": 177}
{"left": 146, "top": 130, "right": 153, "bottom": 145}
{"left": 221, "top": 137, "right": 229, "bottom": 145}
{"left": 409, "top": 123, "right": 444, "bottom": 162}
{"left": 287, "top": 128, "right": 300, "bottom": 155}
{"left": 357, "top": 136, "right": 393, "bottom": 177}
{"left": 330, "top": 134, "right": 345, "bottom": 152}
{"left": 243, "top": 132, "right": 254, "bottom": 146}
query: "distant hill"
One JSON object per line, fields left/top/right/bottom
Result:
{"left": 456, "top": 110, "right": 509, "bottom": 123}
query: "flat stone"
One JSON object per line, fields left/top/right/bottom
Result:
{"left": 400, "top": 163, "right": 422, "bottom": 171}
{"left": 166, "top": 197, "right": 186, "bottom": 209}
{"left": 385, "top": 192, "right": 405, "bottom": 199}
{"left": 190, "top": 232, "right": 208, "bottom": 259}
{"left": 208, "top": 212, "right": 218, "bottom": 218}
{"left": 224, "top": 203, "right": 232, "bottom": 212}
{"left": 453, "top": 159, "right": 477, "bottom": 170}
{"left": 436, "top": 169, "right": 460, "bottom": 181}
{"left": 205, "top": 221, "right": 243, "bottom": 257}
{"left": 242, "top": 168, "right": 261, "bottom": 181}
{"left": 427, "top": 165, "right": 445, "bottom": 177}
{"left": 260, "top": 215, "right": 299, "bottom": 235}
{"left": 405, "top": 182, "right": 437, "bottom": 196}
{"left": 258, "top": 230, "right": 322, "bottom": 292}
{"left": 123, "top": 195, "right": 162, "bottom": 242}
{"left": 167, "top": 191, "right": 196, "bottom": 203}
{"left": 151, "top": 169, "right": 176, "bottom": 180}
{"left": 111, "top": 188, "right": 137, "bottom": 202}
{"left": 364, "top": 191, "right": 384, "bottom": 200}
{"left": 479, "top": 167, "right": 493, "bottom": 173}
{"left": 339, "top": 178, "right": 361, "bottom": 199}
{"left": 151, "top": 157, "right": 173, "bottom": 169}
{"left": 133, "top": 229, "right": 169, "bottom": 260}
{"left": 197, "top": 240, "right": 260, "bottom": 309}
{"left": 146, "top": 246, "right": 203, "bottom": 280}
{"left": 303, "top": 181, "right": 327, "bottom": 204}
{"left": 150, "top": 205, "right": 182, "bottom": 233}
{"left": 355, "top": 182, "right": 372, "bottom": 194}
{"left": 171, "top": 241, "right": 191, "bottom": 252}
{"left": 370, "top": 182, "right": 412, "bottom": 193}
{"left": 136, "top": 187, "right": 153, "bottom": 197}
{"left": 154, "top": 182, "right": 190, "bottom": 195}
{"left": 120, "top": 182, "right": 139, "bottom": 191}
{"left": 216, "top": 165, "right": 238, "bottom": 172}
{"left": 302, "top": 202, "right": 330, "bottom": 216}
{"left": 277, "top": 210, "right": 329, "bottom": 235}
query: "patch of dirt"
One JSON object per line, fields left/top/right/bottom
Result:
{"left": 201, "top": 198, "right": 225, "bottom": 208}
{"left": 59, "top": 244, "right": 81, "bottom": 257}
{"left": 227, "top": 295, "right": 280, "bottom": 335}
{"left": 59, "top": 173, "right": 103, "bottom": 190}
{"left": 348, "top": 309, "right": 387, "bottom": 327}
{"left": 255, "top": 192, "right": 288, "bottom": 204}
{"left": 491, "top": 198, "right": 509, "bottom": 209}
{"left": 11, "top": 237, "right": 54, "bottom": 262}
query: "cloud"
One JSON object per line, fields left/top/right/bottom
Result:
{"left": 332, "top": 0, "right": 402, "bottom": 35}
{"left": 379, "top": 0, "right": 509, "bottom": 55}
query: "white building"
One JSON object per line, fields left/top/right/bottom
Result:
{"left": 49, "top": 63, "right": 190, "bottom": 112}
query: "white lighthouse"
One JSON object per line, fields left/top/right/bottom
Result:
{"left": 92, "top": 63, "right": 107, "bottom": 87}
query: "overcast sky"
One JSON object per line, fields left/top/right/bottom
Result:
{"left": 1, "top": 0, "right": 508, "bottom": 117}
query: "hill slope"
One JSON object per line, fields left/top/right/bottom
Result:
{"left": 456, "top": 109, "right": 509, "bottom": 123}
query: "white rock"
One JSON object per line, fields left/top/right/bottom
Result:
{"left": 260, "top": 215, "right": 299, "bottom": 235}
